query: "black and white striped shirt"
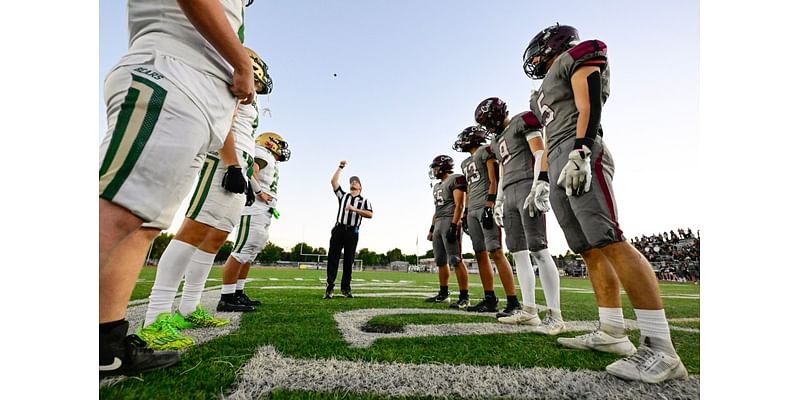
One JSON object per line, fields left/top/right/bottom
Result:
{"left": 334, "top": 186, "right": 372, "bottom": 227}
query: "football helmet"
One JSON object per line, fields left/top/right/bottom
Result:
{"left": 452, "top": 125, "right": 490, "bottom": 152}
{"left": 474, "top": 97, "right": 508, "bottom": 133}
{"left": 246, "top": 47, "right": 273, "bottom": 95}
{"left": 523, "top": 23, "right": 580, "bottom": 79}
{"left": 255, "top": 132, "right": 291, "bottom": 161}
{"left": 429, "top": 155, "right": 455, "bottom": 180}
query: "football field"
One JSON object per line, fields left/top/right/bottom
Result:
{"left": 100, "top": 266, "right": 700, "bottom": 399}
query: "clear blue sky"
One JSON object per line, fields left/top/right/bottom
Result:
{"left": 99, "top": 0, "right": 699, "bottom": 256}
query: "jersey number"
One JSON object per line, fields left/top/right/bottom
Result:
{"left": 536, "top": 92, "right": 555, "bottom": 138}
{"left": 497, "top": 138, "right": 511, "bottom": 165}
{"left": 466, "top": 162, "right": 480, "bottom": 184}
{"left": 434, "top": 189, "right": 444, "bottom": 206}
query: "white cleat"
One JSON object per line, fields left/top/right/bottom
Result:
{"left": 497, "top": 305, "right": 541, "bottom": 326}
{"left": 556, "top": 330, "right": 636, "bottom": 356}
{"left": 532, "top": 312, "right": 565, "bottom": 335}
{"left": 605, "top": 343, "right": 689, "bottom": 383}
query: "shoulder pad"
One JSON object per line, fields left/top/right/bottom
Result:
{"left": 568, "top": 40, "right": 608, "bottom": 67}
{"left": 484, "top": 144, "right": 495, "bottom": 156}
{"left": 521, "top": 111, "right": 542, "bottom": 129}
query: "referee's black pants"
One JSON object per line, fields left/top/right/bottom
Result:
{"left": 326, "top": 224, "right": 359, "bottom": 291}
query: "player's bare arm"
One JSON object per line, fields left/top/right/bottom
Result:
{"left": 427, "top": 215, "right": 435, "bottom": 241}
{"left": 346, "top": 205, "right": 373, "bottom": 219}
{"left": 331, "top": 160, "right": 346, "bottom": 191}
{"left": 452, "top": 189, "right": 465, "bottom": 225}
{"left": 177, "top": 0, "right": 254, "bottom": 103}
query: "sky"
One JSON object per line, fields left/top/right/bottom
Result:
{"left": 98, "top": 0, "right": 700, "bottom": 256}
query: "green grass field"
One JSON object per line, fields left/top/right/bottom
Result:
{"left": 101, "top": 266, "right": 700, "bottom": 399}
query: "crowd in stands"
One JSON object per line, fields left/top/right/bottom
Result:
{"left": 630, "top": 228, "right": 700, "bottom": 282}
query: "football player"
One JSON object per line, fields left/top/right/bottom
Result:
{"left": 453, "top": 126, "right": 522, "bottom": 313}
{"left": 218, "top": 131, "right": 290, "bottom": 310}
{"left": 523, "top": 23, "right": 687, "bottom": 382}
{"left": 425, "top": 156, "right": 471, "bottom": 309}
{"left": 475, "top": 97, "right": 564, "bottom": 333}
{"left": 138, "top": 47, "right": 272, "bottom": 350}
{"left": 99, "top": 0, "right": 254, "bottom": 377}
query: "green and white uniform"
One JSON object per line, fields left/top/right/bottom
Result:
{"left": 100, "top": 0, "right": 245, "bottom": 228}
{"left": 231, "top": 146, "right": 280, "bottom": 264}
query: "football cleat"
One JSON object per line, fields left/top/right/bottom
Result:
{"left": 532, "top": 311, "right": 565, "bottom": 335}
{"left": 100, "top": 321, "right": 180, "bottom": 378}
{"left": 323, "top": 289, "right": 334, "bottom": 299}
{"left": 449, "top": 298, "right": 470, "bottom": 310}
{"left": 168, "top": 312, "right": 195, "bottom": 330}
{"left": 605, "top": 339, "right": 688, "bottom": 383}
{"left": 135, "top": 313, "right": 195, "bottom": 351}
{"left": 497, "top": 305, "right": 541, "bottom": 325}
{"left": 216, "top": 297, "right": 256, "bottom": 312}
{"left": 557, "top": 330, "right": 636, "bottom": 356}
{"left": 425, "top": 292, "right": 451, "bottom": 303}
{"left": 466, "top": 297, "right": 499, "bottom": 312}
{"left": 342, "top": 290, "right": 354, "bottom": 299}
{"left": 184, "top": 306, "right": 230, "bottom": 328}
{"left": 236, "top": 291, "right": 262, "bottom": 306}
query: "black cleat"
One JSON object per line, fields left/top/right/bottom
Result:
{"left": 466, "top": 297, "right": 499, "bottom": 312}
{"left": 100, "top": 321, "right": 180, "bottom": 378}
{"left": 449, "top": 298, "right": 470, "bottom": 309}
{"left": 216, "top": 297, "right": 256, "bottom": 312}
{"left": 236, "top": 291, "right": 261, "bottom": 306}
{"left": 323, "top": 290, "right": 333, "bottom": 299}
{"left": 342, "top": 290, "right": 353, "bottom": 298}
{"left": 496, "top": 303, "right": 522, "bottom": 318}
{"left": 425, "top": 292, "right": 450, "bottom": 303}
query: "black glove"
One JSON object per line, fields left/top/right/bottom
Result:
{"left": 461, "top": 214, "right": 470, "bottom": 236}
{"left": 481, "top": 206, "right": 494, "bottom": 229}
{"left": 245, "top": 182, "right": 255, "bottom": 206}
{"left": 221, "top": 165, "right": 247, "bottom": 193}
{"left": 446, "top": 223, "right": 458, "bottom": 243}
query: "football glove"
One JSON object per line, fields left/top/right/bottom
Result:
{"left": 524, "top": 180, "right": 551, "bottom": 217}
{"left": 557, "top": 145, "right": 592, "bottom": 196}
{"left": 245, "top": 183, "right": 255, "bottom": 206}
{"left": 461, "top": 214, "right": 470, "bottom": 236}
{"left": 493, "top": 200, "right": 504, "bottom": 227}
{"left": 481, "top": 207, "right": 494, "bottom": 229}
{"left": 446, "top": 223, "right": 458, "bottom": 243}
{"left": 222, "top": 165, "right": 247, "bottom": 194}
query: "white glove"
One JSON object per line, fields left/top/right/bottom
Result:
{"left": 557, "top": 145, "right": 592, "bottom": 196}
{"left": 493, "top": 199, "right": 504, "bottom": 227}
{"left": 524, "top": 180, "right": 551, "bottom": 217}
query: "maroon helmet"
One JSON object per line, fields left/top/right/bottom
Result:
{"left": 474, "top": 97, "right": 508, "bottom": 133}
{"left": 523, "top": 23, "right": 580, "bottom": 79}
{"left": 429, "top": 155, "right": 455, "bottom": 180}
{"left": 452, "top": 125, "right": 489, "bottom": 152}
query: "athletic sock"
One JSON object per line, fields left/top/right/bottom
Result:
{"left": 512, "top": 250, "right": 537, "bottom": 308}
{"left": 532, "top": 248, "right": 561, "bottom": 317}
{"left": 439, "top": 286, "right": 449, "bottom": 295}
{"left": 100, "top": 319, "right": 127, "bottom": 335}
{"left": 598, "top": 307, "right": 626, "bottom": 336}
{"left": 144, "top": 240, "right": 197, "bottom": 325}
{"left": 236, "top": 279, "right": 246, "bottom": 291}
{"left": 634, "top": 308, "right": 677, "bottom": 357}
{"left": 484, "top": 290, "right": 496, "bottom": 300}
{"left": 459, "top": 289, "right": 469, "bottom": 300}
{"left": 506, "top": 295, "right": 520, "bottom": 308}
{"left": 221, "top": 283, "right": 237, "bottom": 296}
{"left": 178, "top": 249, "right": 216, "bottom": 315}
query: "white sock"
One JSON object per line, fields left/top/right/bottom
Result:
{"left": 144, "top": 240, "right": 197, "bottom": 325}
{"left": 512, "top": 250, "right": 537, "bottom": 308}
{"left": 236, "top": 279, "right": 246, "bottom": 291}
{"left": 221, "top": 283, "right": 237, "bottom": 295}
{"left": 531, "top": 248, "right": 561, "bottom": 319}
{"left": 634, "top": 308, "right": 677, "bottom": 356}
{"left": 178, "top": 249, "right": 216, "bottom": 316}
{"left": 598, "top": 307, "right": 626, "bottom": 336}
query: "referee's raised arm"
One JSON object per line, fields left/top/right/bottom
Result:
{"left": 331, "top": 160, "right": 347, "bottom": 193}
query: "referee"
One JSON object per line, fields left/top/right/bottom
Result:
{"left": 325, "top": 160, "right": 373, "bottom": 299}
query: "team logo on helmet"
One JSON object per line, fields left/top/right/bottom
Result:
{"left": 452, "top": 125, "right": 489, "bottom": 152}
{"left": 255, "top": 131, "right": 291, "bottom": 161}
{"left": 474, "top": 97, "right": 508, "bottom": 133}
{"left": 523, "top": 23, "right": 580, "bottom": 79}
{"left": 429, "top": 155, "right": 455, "bottom": 180}
{"left": 246, "top": 47, "right": 273, "bottom": 95}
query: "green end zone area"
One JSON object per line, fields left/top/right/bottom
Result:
{"left": 103, "top": 267, "right": 700, "bottom": 399}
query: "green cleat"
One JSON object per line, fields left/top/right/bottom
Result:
{"left": 184, "top": 306, "right": 230, "bottom": 328}
{"left": 169, "top": 312, "right": 196, "bottom": 330}
{"left": 136, "top": 313, "right": 195, "bottom": 351}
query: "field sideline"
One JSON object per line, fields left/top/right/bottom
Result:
{"left": 101, "top": 266, "right": 700, "bottom": 399}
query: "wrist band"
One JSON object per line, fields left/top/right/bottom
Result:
{"left": 487, "top": 194, "right": 497, "bottom": 202}
{"left": 429, "top": 225, "right": 435, "bottom": 233}
{"left": 537, "top": 171, "right": 549, "bottom": 183}
{"left": 573, "top": 137, "right": 593, "bottom": 150}
{"left": 339, "top": 165, "right": 344, "bottom": 169}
